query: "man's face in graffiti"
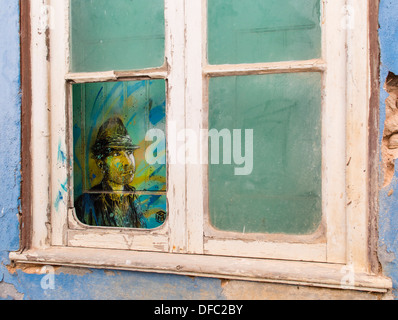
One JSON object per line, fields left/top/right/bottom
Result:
{"left": 97, "top": 149, "right": 136, "bottom": 186}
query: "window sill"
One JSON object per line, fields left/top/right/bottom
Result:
{"left": 9, "top": 247, "right": 392, "bottom": 293}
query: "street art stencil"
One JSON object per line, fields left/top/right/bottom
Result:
{"left": 73, "top": 80, "right": 167, "bottom": 229}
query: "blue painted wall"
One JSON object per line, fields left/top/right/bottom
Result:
{"left": 378, "top": 0, "right": 398, "bottom": 299}
{"left": 0, "top": 0, "right": 22, "bottom": 293}
{"left": 0, "top": 0, "right": 398, "bottom": 299}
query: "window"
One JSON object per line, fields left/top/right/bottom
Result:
{"left": 11, "top": 0, "right": 392, "bottom": 293}
{"left": 190, "top": 0, "right": 336, "bottom": 261}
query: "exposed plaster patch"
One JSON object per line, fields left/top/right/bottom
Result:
{"left": 220, "top": 279, "right": 230, "bottom": 287}
{"left": 0, "top": 282, "right": 24, "bottom": 300}
{"left": 104, "top": 270, "right": 117, "bottom": 276}
{"left": 378, "top": 244, "right": 396, "bottom": 265}
{"left": 6, "top": 263, "right": 59, "bottom": 275}
{"left": 6, "top": 263, "right": 97, "bottom": 279}
{"left": 55, "top": 267, "right": 93, "bottom": 277}
{"left": 381, "top": 72, "right": 398, "bottom": 187}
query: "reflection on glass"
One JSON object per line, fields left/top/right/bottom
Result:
{"left": 73, "top": 80, "right": 166, "bottom": 229}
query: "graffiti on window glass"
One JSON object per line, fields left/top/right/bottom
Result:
{"left": 73, "top": 80, "right": 167, "bottom": 229}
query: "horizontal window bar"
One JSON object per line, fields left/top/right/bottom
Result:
{"left": 66, "top": 67, "right": 168, "bottom": 84}
{"left": 204, "top": 59, "right": 326, "bottom": 77}
{"left": 83, "top": 190, "right": 166, "bottom": 196}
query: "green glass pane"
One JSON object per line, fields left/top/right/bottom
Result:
{"left": 73, "top": 80, "right": 166, "bottom": 229}
{"left": 70, "top": 0, "right": 165, "bottom": 72}
{"left": 208, "top": 73, "right": 322, "bottom": 235}
{"left": 208, "top": 0, "right": 321, "bottom": 64}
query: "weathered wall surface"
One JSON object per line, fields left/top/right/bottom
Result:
{"left": 0, "top": 0, "right": 23, "bottom": 299}
{"left": 379, "top": 0, "right": 398, "bottom": 299}
{"left": 0, "top": 0, "right": 397, "bottom": 300}
{"left": 379, "top": 0, "right": 398, "bottom": 298}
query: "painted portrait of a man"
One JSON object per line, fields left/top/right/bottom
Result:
{"left": 74, "top": 117, "right": 146, "bottom": 228}
{"left": 73, "top": 80, "right": 167, "bottom": 230}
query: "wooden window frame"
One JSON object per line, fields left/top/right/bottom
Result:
{"left": 11, "top": 0, "right": 392, "bottom": 293}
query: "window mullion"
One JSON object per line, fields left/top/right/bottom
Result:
{"left": 49, "top": 0, "right": 69, "bottom": 246}
{"left": 165, "top": 0, "right": 188, "bottom": 253}
{"left": 30, "top": 0, "right": 52, "bottom": 248}
{"left": 184, "top": 0, "right": 207, "bottom": 254}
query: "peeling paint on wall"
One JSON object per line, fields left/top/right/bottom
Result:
{"left": 379, "top": 0, "right": 398, "bottom": 299}
{"left": 0, "top": 282, "right": 24, "bottom": 300}
{"left": 381, "top": 72, "right": 398, "bottom": 187}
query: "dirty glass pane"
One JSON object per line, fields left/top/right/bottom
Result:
{"left": 208, "top": 73, "right": 322, "bottom": 235}
{"left": 73, "top": 80, "right": 167, "bottom": 229}
{"left": 70, "top": 0, "right": 165, "bottom": 72}
{"left": 208, "top": 0, "right": 321, "bottom": 65}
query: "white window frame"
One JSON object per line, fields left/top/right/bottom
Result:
{"left": 10, "top": 0, "right": 392, "bottom": 293}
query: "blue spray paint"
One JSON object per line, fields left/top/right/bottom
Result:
{"left": 57, "top": 140, "right": 67, "bottom": 165}
{"left": 54, "top": 178, "right": 68, "bottom": 212}
{"left": 149, "top": 101, "right": 166, "bottom": 126}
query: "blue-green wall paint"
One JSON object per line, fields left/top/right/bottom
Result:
{"left": 1, "top": 0, "right": 398, "bottom": 299}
